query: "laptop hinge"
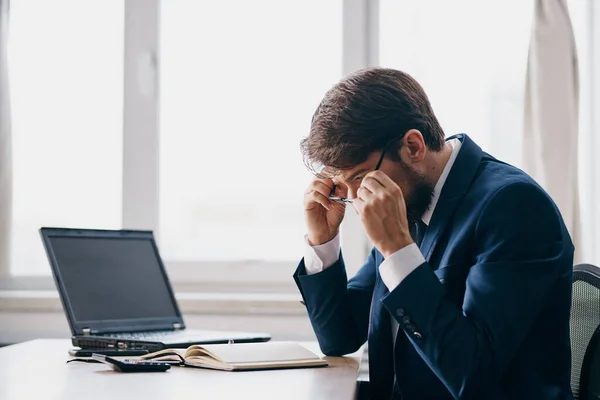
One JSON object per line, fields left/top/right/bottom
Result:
{"left": 82, "top": 328, "right": 92, "bottom": 336}
{"left": 173, "top": 323, "right": 182, "bottom": 330}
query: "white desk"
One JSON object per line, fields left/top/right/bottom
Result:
{"left": 0, "top": 339, "right": 363, "bottom": 400}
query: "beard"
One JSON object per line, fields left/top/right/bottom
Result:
{"left": 401, "top": 162, "right": 435, "bottom": 224}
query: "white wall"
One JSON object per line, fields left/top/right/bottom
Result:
{"left": 0, "top": 311, "right": 317, "bottom": 345}
{"left": 0, "top": 290, "right": 317, "bottom": 345}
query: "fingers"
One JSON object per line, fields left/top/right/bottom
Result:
{"left": 364, "top": 170, "right": 398, "bottom": 190}
{"left": 359, "top": 176, "right": 383, "bottom": 196}
{"left": 307, "top": 189, "right": 333, "bottom": 211}
{"left": 305, "top": 178, "right": 334, "bottom": 198}
{"left": 356, "top": 185, "right": 374, "bottom": 202}
{"left": 355, "top": 170, "right": 404, "bottom": 216}
{"left": 358, "top": 173, "right": 388, "bottom": 203}
{"left": 352, "top": 197, "right": 365, "bottom": 215}
{"left": 352, "top": 197, "right": 376, "bottom": 221}
{"left": 361, "top": 171, "right": 401, "bottom": 200}
{"left": 305, "top": 178, "right": 335, "bottom": 210}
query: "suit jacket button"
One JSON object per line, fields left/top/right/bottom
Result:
{"left": 396, "top": 308, "right": 405, "bottom": 317}
{"left": 402, "top": 316, "right": 411, "bottom": 325}
{"left": 413, "top": 331, "right": 423, "bottom": 340}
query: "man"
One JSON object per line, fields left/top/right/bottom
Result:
{"left": 294, "top": 67, "right": 573, "bottom": 399}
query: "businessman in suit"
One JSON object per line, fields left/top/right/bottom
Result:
{"left": 294, "top": 68, "right": 574, "bottom": 399}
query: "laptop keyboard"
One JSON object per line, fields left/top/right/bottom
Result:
{"left": 105, "top": 330, "right": 186, "bottom": 340}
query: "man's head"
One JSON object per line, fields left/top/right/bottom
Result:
{"left": 300, "top": 67, "right": 447, "bottom": 222}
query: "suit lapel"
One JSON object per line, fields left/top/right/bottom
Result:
{"left": 370, "top": 255, "right": 391, "bottom": 343}
{"left": 368, "top": 255, "right": 395, "bottom": 400}
{"left": 420, "top": 134, "right": 483, "bottom": 260}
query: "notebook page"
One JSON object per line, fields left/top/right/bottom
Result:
{"left": 198, "top": 342, "right": 322, "bottom": 364}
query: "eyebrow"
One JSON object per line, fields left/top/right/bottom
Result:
{"left": 344, "top": 168, "right": 370, "bottom": 182}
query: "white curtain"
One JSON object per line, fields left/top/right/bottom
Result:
{"left": 523, "top": 0, "right": 580, "bottom": 262}
{"left": 0, "top": 0, "right": 10, "bottom": 276}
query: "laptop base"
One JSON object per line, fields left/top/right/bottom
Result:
{"left": 73, "top": 329, "right": 271, "bottom": 351}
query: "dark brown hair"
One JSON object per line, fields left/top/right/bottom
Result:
{"left": 300, "top": 67, "right": 445, "bottom": 176}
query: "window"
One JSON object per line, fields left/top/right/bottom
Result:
{"left": 9, "top": 0, "right": 124, "bottom": 275}
{"left": 379, "top": 0, "right": 533, "bottom": 167}
{"left": 567, "top": 0, "right": 596, "bottom": 263}
{"left": 159, "top": 0, "right": 342, "bottom": 263}
{"left": 11, "top": 0, "right": 593, "bottom": 278}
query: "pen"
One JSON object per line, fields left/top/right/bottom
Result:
{"left": 328, "top": 196, "right": 353, "bottom": 203}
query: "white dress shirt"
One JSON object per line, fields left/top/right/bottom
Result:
{"left": 303, "top": 138, "right": 462, "bottom": 340}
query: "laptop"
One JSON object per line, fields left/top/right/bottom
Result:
{"left": 40, "top": 227, "right": 271, "bottom": 351}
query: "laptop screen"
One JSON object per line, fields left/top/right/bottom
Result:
{"left": 47, "top": 235, "right": 179, "bottom": 323}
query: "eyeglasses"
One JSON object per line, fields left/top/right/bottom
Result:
{"left": 328, "top": 144, "right": 390, "bottom": 204}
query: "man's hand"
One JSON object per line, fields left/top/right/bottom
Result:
{"left": 352, "top": 170, "right": 413, "bottom": 258}
{"left": 304, "top": 178, "right": 346, "bottom": 246}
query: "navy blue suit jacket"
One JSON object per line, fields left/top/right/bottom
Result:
{"left": 294, "top": 134, "right": 574, "bottom": 399}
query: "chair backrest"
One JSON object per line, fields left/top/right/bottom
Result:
{"left": 571, "top": 263, "right": 600, "bottom": 399}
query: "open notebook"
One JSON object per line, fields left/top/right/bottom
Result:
{"left": 140, "top": 341, "right": 328, "bottom": 371}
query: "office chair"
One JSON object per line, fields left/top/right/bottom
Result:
{"left": 571, "top": 263, "right": 600, "bottom": 399}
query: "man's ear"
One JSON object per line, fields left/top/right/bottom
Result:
{"left": 402, "top": 129, "right": 426, "bottom": 161}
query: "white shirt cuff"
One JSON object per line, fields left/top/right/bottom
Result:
{"left": 303, "top": 233, "right": 341, "bottom": 275}
{"left": 379, "top": 243, "right": 426, "bottom": 291}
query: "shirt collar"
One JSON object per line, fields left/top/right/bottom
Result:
{"left": 421, "top": 138, "right": 463, "bottom": 226}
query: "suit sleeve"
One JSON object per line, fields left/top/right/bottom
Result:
{"left": 381, "top": 182, "right": 573, "bottom": 399}
{"left": 293, "top": 249, "right": 377, "bottom": 356}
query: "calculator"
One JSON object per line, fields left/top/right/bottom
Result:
{"left": 91, "top": 353, "right": 171, "bottom": 372}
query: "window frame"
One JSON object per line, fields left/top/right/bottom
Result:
{"left": 11, "top": 0, "right": 597, "bottom": 285}
{"left": 589, "top": 0, "right": 600, "bottom": 264}
{"left": 121, "top": 0, "right": 375, "bottom": 291}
